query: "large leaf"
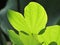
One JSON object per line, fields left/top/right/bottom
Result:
{"left": 24, "top": 2, "right": 47, "bottom": 34}
{"left": 8, "top": 2, "right": 47, "bottom": 34}
{"left": 8, "top": 30, "right": 23, "bottom": 45}
{"left": 38, "top": 25, "right": 60, "bottom": 45}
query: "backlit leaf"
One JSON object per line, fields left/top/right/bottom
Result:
{"left": 8, "top": 30, "right": 23, "bottom": 45}
{"left": 24, "top": 2, "right": 47, "bottom": 34}
{"left": 38, "top": 25, "right": 60, "bottom": 45}
{"left": 19, "top": 32, "right": 40, "bottom": 45}
{"left": 7, "top": 10, "right": 31, "bottom": 34}
{"left": 7, "top": 2, "right": 47, "bottom": 34}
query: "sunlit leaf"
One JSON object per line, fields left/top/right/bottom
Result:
{"left": 19, "top": 32, "right": 40, "bottom": 45}
{"left": 8, "top": 30, "right": 23, "bottom": 45}
{"left": 7, "top": 2, "right": 60, "bottom": 45}
{"left": 7, "top": 10, "right": 30, "bottom": 34}
{"left": 7, "top": 2, "right": 47, "bottom": 34}
{"left": 38, "top": 25, "right": 60, "bottom": 45}
{"left": 24, "top": 2, "right": 47, "bottom": 34}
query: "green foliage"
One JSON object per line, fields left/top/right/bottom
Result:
{"left": 24, "top": 2, "right": 47, "bottom": 34}
{"left": 38, "top": 25, "right": 60, "bottom": 45}
{"left": 8, "top": 30, "right": 23, "bottom": 45}
{"left": 7, "top": 2, "right": 60, "bottom": 45}
{"left": 7, "top": 2, "right": 47, "bottom": 35}
{"left": 0, "top": 0, "right": 60, "bottom": 45}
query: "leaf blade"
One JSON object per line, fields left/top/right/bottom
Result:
{"left": 24, "top": 2, "right": 47, "bottom": 34}
{"left": 20, "top": 32, "right": 40, "bottom": 45}
{"left": 8, "top": 30, "right": 23, "bottom": 45}
{"left": 7, "top": 10, "right": 31, "bottom": 34}
{"left": 38, "top": 25, "right": 60, "bottom": 45}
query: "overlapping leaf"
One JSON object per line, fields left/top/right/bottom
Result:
{"left": 8, "top": 30, "right": 23, "bottom": 45}
{"left": 7, "top": 2, "right": 47, "bottom": 34}
{"left": 19, "top": 32, "right": 40, "bottom": 45}
{"left": 7, "top": 2, "right": 60, "bottom": 45}
{"left": 7, "top": 10, "right": 31, "bottom": 34}
{"left": 38, "top": 25, "right": 60, "bottom": 45}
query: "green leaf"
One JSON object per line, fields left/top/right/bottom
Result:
{"left": 7, "top": 10, "right": 25, "bottom": 31}
{"left": 24, "top": 2, "right": 47, "bottom": 34}
{"left": 8, "top": 30, "right": 23, "bottom": 45}
{"left": 7, "top": 2, "right": 47, "bottom": 34}
{"left": 7, "top": 10, "right": 30, "bottom": 34}
{"left": 19, "top": 32, "right": 40, "bottom": 45}
{"left": 38, "top": 25, "right": 60, "bottom": 45}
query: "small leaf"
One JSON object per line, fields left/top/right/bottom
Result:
{"left": 38, "top": 25, "right": 60, "bottom": 45}
{"left": 8, "top": 30, "right": 23, "bottom": 45}
{"left": 7, "top": 10, "right": 25, "bottom": 31}
{"left": 7, "top": 10, "right": 30, "bottom": 34}
{"left": 24, "top": 2, "right": 47, "bottom": 34}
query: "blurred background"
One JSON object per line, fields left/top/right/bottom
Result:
{"left": 0, "top": 0, "right": 60, "bottom": 45}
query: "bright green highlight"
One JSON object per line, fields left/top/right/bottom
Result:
{"left": 38, "top": 25, "right": 60, "bottom": 45}
{"left": 7, "top": 10, "right": 30, "bottom": 34}
{"left": 19, "top": 32, "right": 40, "bottom": 45}
{"left": 24, "top": 2, "right": 47, "bottom": 34}
{"left": 7, "top": 2, "right": 47, "bottom": 34}
{"left": 7, "top": 2, "right": 60, "bottom": 45}
{"left": 8, "top": 30, "right": 23, "bottom": 45}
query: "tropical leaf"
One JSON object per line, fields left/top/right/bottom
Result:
{"left": 38, "top": 25, "right": 60, "bottom": 45}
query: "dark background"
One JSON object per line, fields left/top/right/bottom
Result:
{"left": 0, "top": 0, "right": 60, "bottom": 45}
